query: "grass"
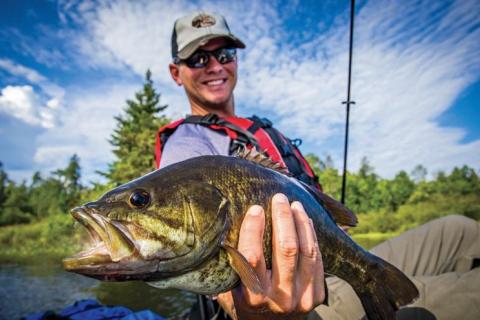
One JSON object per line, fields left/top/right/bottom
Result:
{"left": 351, "top": 231, "right": 400, "bottom": 249}
{"left": 0, "top": 214, "right": 80, "bottom": 264}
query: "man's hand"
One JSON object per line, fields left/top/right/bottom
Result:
{"left": 217, "top": 193, "right": 325, "bottom": 319}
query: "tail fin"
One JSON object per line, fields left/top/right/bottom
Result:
{"left": 355, "top": 255, "right": 419, "bottom": 320}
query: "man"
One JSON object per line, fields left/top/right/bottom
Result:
{"left": 162, "top": 11, "right": 325, "bottom": 320}
{"left": 159, "top": 11, "right": 480, "bottom": 320}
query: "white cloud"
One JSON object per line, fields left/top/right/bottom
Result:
{"left": 4, "top": 0, "right": 479, "bottom": 183}
{"left": 0, "top": 59, "right": 47, "bottom": 83}
{"left": 0, "top": 85, "right": 56, "bottom": 128}
{"left": 32, "top": 83, "right": 140, "bottom": 182}
{"left": 54, "top": 0, "right": 480, "bottom": 178}
{"left": 0, "top": 59, "right": 66, "bottom": 129}
{"left": 0, "top": 59, "right": 66, "bottom": 99}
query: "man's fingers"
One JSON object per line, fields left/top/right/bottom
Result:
{"left": 238, "top": 204, "right": 268, "bottom": 306}
{"left": 310, "top": 218, "right": 326, "bottom": 306}
{"left": 292, "top": 201, "right": 318, "bottom": 312}
{"left": 271, "top": 193, "right": 298, "bottom": 309}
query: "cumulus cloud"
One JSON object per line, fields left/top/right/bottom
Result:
{"left": 0, "top": 85, "right": 56, "bottom": 128}
{"left": 33, "top": 83, "right": 140, "bottom": 182}
{"left": 0, "top": 59, "right": 66, "bottom": 129}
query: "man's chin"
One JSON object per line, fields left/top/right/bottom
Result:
{"left": 202, "top": 96, "right": 232, "bottom": 109}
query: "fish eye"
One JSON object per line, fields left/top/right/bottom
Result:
{"left": 129, "top": 190, "right": 151, "bottom": 209}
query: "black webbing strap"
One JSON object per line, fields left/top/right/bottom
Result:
{"left": 247, "top": 116, "right": 301, "bottom": 171}
{"left": 246, "top": 115, "right": 267, "bottom": 134}
{"left": 183, "top": 114, "right": 318, "bottom": 187}
{"left": 247, "top": 115, "right": 318, "bottom": 187}
{"left": 184, "top": 114, "right": 259, "bottom": 147}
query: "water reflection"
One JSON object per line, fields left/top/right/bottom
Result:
{"left": 0, "top": 262, "right": 195, "bottom": 319}
{"left": 94, "top": 281, "right": 195, "bottom": 319}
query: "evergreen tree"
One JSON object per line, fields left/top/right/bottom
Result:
{"left": 0, "top": 181, "right": 34, "bottom": 225}
{"left": 102, "top": 70, "right": 170, "bottom": 185}
{"left": 27, "top": 156, "right": 83, "bottom": 219}
{"left": 53, "top": 154, "right": 83, "bottom": 210}
{"left": 28, "top": 173, "right": 64, "bottom": 218}
{"left": 410, "top": 164, "right": 427, "bottom": 183}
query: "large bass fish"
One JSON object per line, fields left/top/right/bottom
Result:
{"left": 64, "top": 152, "right": 418, "bottom": 320}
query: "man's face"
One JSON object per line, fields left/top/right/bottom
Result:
{"left": 169, "top": 38, "right": 237, "bottom": 111}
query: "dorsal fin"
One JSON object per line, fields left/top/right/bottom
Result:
{"left": 235, "top": 147, "right": 356, "bottom": 226}
{"left": 300, "top": 180, "right": 358, "bottom": 227}
{"left": 235, "top": 147, "right": 291, "bottom": 176}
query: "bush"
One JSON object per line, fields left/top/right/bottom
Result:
{"left": 0, "top": 214, "right": 80, "bottom": 263}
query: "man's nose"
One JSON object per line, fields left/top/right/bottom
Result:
{"left": 205, "top": 55, "right": 223, "bottom": 73}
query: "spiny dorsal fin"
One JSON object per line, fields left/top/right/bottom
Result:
{"left": 235, "top": 147, "right": 291, "bottom": 176}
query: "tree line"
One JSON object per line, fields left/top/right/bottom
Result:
{"left": 1, "top": 71, "right": 479, "bottom": 232}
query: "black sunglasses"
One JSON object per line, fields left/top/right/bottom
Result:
{"left": 174, "top": 47, "right": 237, "bottom": 68}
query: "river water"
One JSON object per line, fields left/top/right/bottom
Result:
{"left": 0, "top": 261, "right": 196, "bottom": 319}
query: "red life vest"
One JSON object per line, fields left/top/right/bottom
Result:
{"left": 155, "top": 114, "right": 322, "bottom": 191}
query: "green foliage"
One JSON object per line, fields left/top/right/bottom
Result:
{"left": 102, "top": 70, "right": 170, "bottom": 185}
{"left": 29, "top": 155, "right": 83, "bottom": 219}
{"left": 0, "top": 68, "right": 478, "bottom": 260}
{"left": 0, "top": 71, "right": 175, "bottom": 261}
{"left": 410, "top": 164, "right": 427, "bottom": 183}
{"left": 0, "top": 162, "right": 7, "bottom": 207}
{"left": 0, "top": 155, "right": 83, "bottom": 226}
{"left": 29, "top": 173, "right": 66, "bottom": 218}
{"left": 305, "top": 154, "right": 341, "bottom": 198}
{"left": 80, "top": 181, "right": 116, "bottom": 204}
{"left": 306, "top": 155, "right": 480, "bottom": 241}
{"left": 0, "top": 213, "right": 78, "bottom": 262}
{"left": 53, "top": 154, "right": 82, "bottom": 209}
{"left": 0, "top": 181, "right": 34, "bottom": 225}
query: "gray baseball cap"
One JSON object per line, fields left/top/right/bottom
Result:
{"left": 171, "top": 11, "right": 246, "bottom": 60}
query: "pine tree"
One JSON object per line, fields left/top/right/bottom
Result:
{"left": 53, "top": 154, "right": 83, "bottom": 210}
{"left": 102, "top": 70, "right": 170, "bottom": 185}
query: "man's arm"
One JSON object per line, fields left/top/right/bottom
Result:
{"left": 217, "top": 193, "right": 325, "bottom": 319}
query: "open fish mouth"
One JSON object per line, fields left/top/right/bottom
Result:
{"left": 63, "top": 206, "right": 138, "bottom": 272}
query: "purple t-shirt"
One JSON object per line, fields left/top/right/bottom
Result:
{"left": 159, "top": 123, "right": 231, "bottom": 169}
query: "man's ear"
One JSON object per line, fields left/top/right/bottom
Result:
{"left": 169, "top": 63, "right": 182, "bottom": 86}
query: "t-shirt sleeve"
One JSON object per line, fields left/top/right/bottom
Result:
{"left": 159, "top": 136, "right": 220, "bottom": 169}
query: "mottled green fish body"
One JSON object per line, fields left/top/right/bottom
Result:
{"left": 64, "top": 155, "right": 418, "bottom": 320}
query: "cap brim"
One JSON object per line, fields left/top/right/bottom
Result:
{"left": 177, "top": 34, "right": 246, "bottom": 59}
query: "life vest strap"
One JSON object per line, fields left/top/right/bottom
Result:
{"left": 155, "top": 114, "right": 322, "bottom": 191}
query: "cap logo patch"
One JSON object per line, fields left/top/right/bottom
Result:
{"left": 192, "top": 14, "right": 216, "bottom": 28}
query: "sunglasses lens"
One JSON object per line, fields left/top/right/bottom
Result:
{"left": 216, "top": 48, "right": 236, "bottom": 64}
{"left": 186, "top": 51, "right": 209, "bottom": 68}
{"left": 184, "top": 47, "right": 237, "bottom": 68}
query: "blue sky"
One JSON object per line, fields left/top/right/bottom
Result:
{"left": 0, "top": 0, "right": 479, "bottom": 184}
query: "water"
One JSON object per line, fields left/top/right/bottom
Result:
{"left": 0, "top": 261, "right": 196, "bottom": 319}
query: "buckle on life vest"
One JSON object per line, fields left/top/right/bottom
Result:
{"left": 198, "top": 113, "right": 219, "bottom": 125}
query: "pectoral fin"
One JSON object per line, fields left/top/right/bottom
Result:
{"left": 221, "top": 243, "right": 264, "bottom": 295}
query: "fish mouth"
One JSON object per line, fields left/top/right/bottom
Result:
{"left": 63, "top": 206, "right": 139, "bottom": 274}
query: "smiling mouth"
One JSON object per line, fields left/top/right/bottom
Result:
{"left": 204, "top": 79, "right": 226, "bottom": 86}
{"left": 63, "top": 207, "right": 138, "bottom": 271}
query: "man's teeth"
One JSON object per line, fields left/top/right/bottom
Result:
{"left": 206, "top": 79, "right": 224, "bottom": 86}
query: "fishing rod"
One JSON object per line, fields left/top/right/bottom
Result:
{"left": 341, "top": 0, "right": 356, "bottom": 204}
